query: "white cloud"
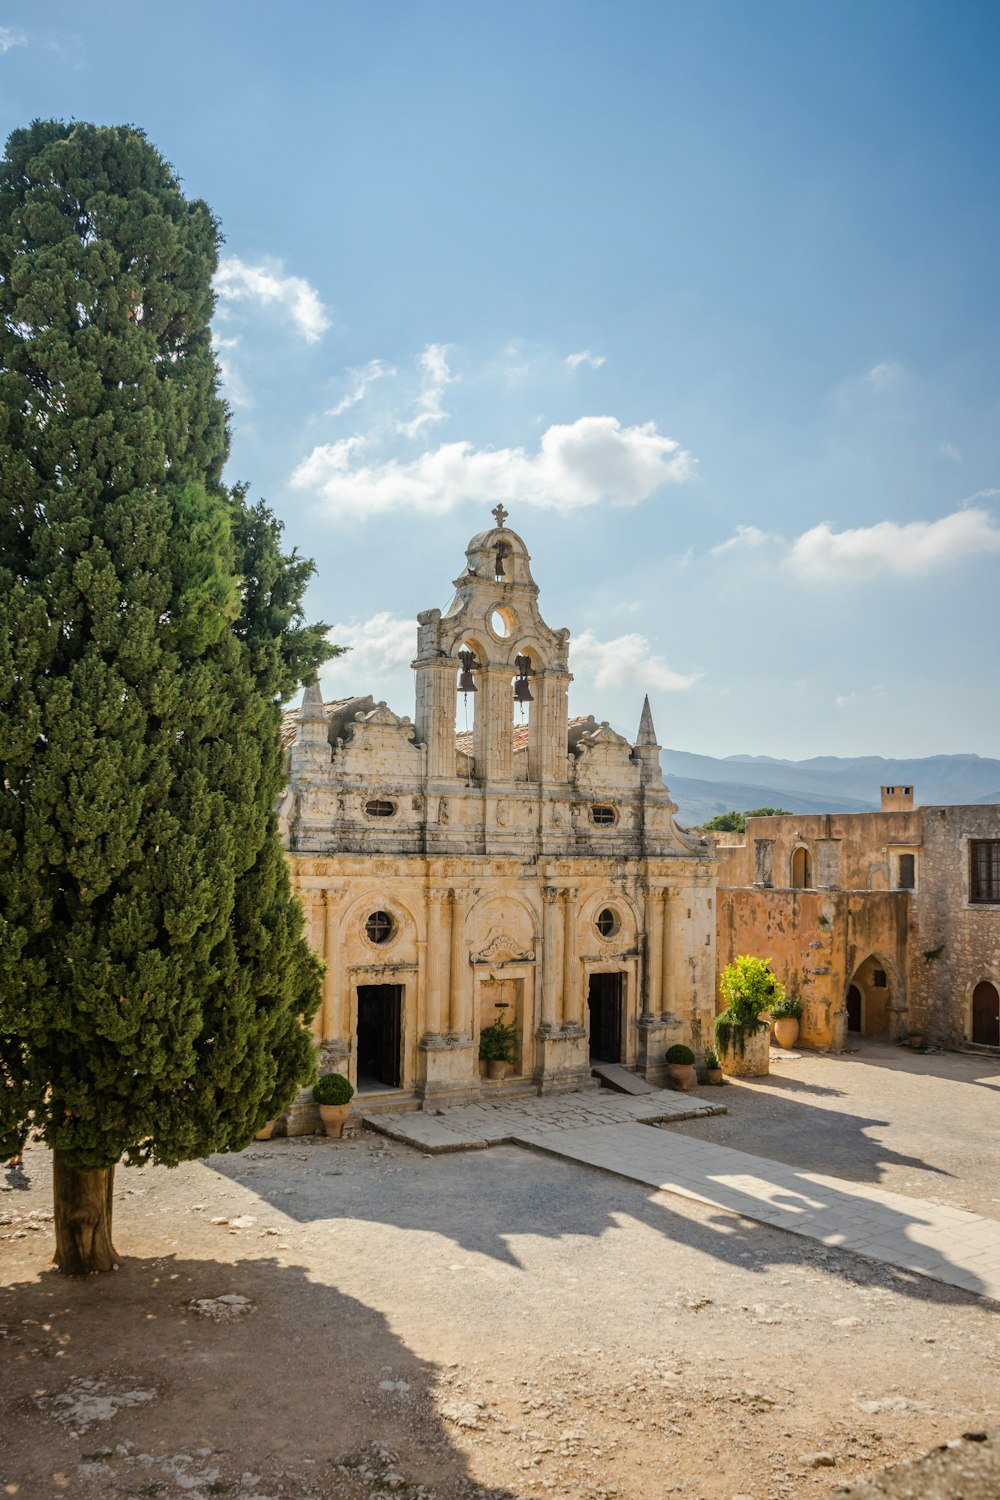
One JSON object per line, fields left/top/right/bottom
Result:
{"left": 938, "top": 440, "right": 963, "bottom": 464}
{"left": 0, "top": 27, "right": 26, "bottom": 52}
{"left": 328, "top": 359, "right": 396, "bottom": 417}
{"left": 397, "top": 343, "right": 454, "bottom": 438}
{"left": 784, "top": 507, "right": 1000, "bottom": 581}
{"left": 292, "top": 415, "right": 694, "bottom": 518}
{"left": 212, "top": 334, "right": 251, "bottom": 408}
{"left": 864, "top": 360, "right": 904, "bottom": 393}
{"left": 710, "top": 524, "right": 780, "bottom": 556}
{"left": 835, "top": 692, "right": 858, "bottom": 709}
{"left": 566, "top": 350, "right": 606, "bottom": 370}
{"left": 214, "top": 255, "right": 330, "bottom": 343}
{"left": 571, "top": 629, "right": 700, "bottom": 693}
{"left": 324, "top": 613, "right": 416, "bottom": 687}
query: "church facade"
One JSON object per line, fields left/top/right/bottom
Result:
{"left": 279, "top": 512, "right": 717, "bottom": 1122}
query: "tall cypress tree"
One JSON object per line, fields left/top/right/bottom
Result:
{"left": 0, "top": 121, "right": 330, "bottom": 1273}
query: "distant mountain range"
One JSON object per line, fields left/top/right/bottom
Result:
{"left": 661, "top": 749, "right": 1000, "bottom": 827}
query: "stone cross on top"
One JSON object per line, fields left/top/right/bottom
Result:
{"left": 491, "top": 502, "right": 508, "bottom": 529}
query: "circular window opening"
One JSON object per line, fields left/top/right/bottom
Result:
{"left": 590, "top": 805, "right": 616, "bottom": 826}
{"left": 365, "top": 910, "right": 395, "bottom": 945}
{"left": 596, "top": 907, "right": 619, "bottom": 939}
{"left": 489, "top": 607, "right": 514, "bottom": 639}
{"left": 365, "top": 798, "right": 396, "bottom": 819}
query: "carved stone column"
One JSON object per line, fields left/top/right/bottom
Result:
{"left": 540, "top": 887, "right": 560, "bottom": 1031}
{"left": 322, "top": 886, "right": 346, "bottom": 1046}
{"left": 423, "top": 888, "right": 445, "bottom": 1039}
{"left": 560, "top": 887, "right": 579, "bottom": 1028}
{"left": 660, "top": 888, "right": 673, "bottom": 1015}
{"left": 448, "top": 887, "right": 469, "bottom": 1036}
{"left": 643, "top": 887, "right": 662, "bottom": 1019}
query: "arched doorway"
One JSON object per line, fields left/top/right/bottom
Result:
{"left": 972, "top": 981, "right": 1000, "bottom": 1047}
{"left": 790, "top": 846, "right": 810, "bottom": 889}
{"left": 845, "top": 955, "right": 894, "bottom": 1040}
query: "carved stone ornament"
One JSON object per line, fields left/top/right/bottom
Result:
{"left": 475, "top": 932, "right": 535, "bottom": 964}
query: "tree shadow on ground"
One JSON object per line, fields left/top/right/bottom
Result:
{"left": 750, "top": 1071, "right": 848, "bottom": 1097}
{"left": 205, "top": 1131, "right": 995, "bottom": 1310}
{"left": 837, "top": 1039, "right": 1000, "bottom": 1084}
{"left": 0, "top": 1250, "right": 525, "bottom": 1500}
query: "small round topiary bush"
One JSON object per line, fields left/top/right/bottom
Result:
{"left": 665, "top": 1043, "right": 695, "bottom": 1065}
{"left": 313, "top": 1072, "right": 354, "bottom": 1107}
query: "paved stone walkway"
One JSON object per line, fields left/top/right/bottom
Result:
{"left": 362, "top": 1086, "right": 724, "bottom": 1151}
{"left": 365, "top": 1090, "right": 1000, "bottom": 1303}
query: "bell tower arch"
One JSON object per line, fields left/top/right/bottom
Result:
{"left": 412, "top": 507, "right": 572, "bottom": 786}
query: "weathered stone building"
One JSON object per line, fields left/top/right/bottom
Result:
{"left": 715, "top": 786, "right": 1000, "bottom": 1051}
{"left": 279, "top": 511, "right": 717, "bottom": 1119}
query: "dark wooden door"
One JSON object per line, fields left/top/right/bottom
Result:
{"left": 357, "top": 984, "right": 402, "bottom": 1088}
{"left": 846, "top": 985, "right": 862, "bottom": 1032}
{"left": 972, "top": 982, "right": 1000, "bottom": 1047}
{"left": 588, "top": 973, "right": 624, "bottom": 1062}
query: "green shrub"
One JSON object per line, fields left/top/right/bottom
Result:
{"left": 313, "top": 1072, "right": 354, "bottom": 1107}
{"left": 479, "top": 1018, "right": 517, "bottom": 1064}
{"left": 769, "top": 995, "right": 802, "bottom": 1021}
{"left": 715, "top": 955, "right": 783, "bottom": 1057}
{"left": 665, "top": 1043, "right": 695, "bottom": 1065}
{"left": 702, "top": 1046, "right": 720, "bottom": 1070}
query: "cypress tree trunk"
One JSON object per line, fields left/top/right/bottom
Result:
{"left": 52, "top": 1153, "right": 118, "bottom": 1275}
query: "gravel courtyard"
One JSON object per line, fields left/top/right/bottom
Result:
{"left": 2, "top": 1041, "right": 999, "bottom": 1500}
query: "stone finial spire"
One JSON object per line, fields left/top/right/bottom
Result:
{"left": 299, "top": 678, "right": 327, "bottom": 723}
{"left": 636, "top": 694, "right": 657, "bottom": 747}
{"left": 633, "top": 694, "right": 662, "bottom": 786}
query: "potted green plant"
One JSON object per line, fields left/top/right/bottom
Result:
{"left": 313, "top": 1072, "right": 355, "bottom": 1138}
{"left": 665, "top": 1042, "right": 695, "bottom": 1091}
{"left": 715, "top": 955, "right": 782, "bottom": 1078}
{"left": 479, "top": 1018, "right": 518, "bottom": 1080}
{"left": 770, "top": 994, "right": 802, "bottom": 1049}
{"left": 701, "top": 1046, "right": 725, "bottom": 1085}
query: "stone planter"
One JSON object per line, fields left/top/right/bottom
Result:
{"left": 719, "top": 1024, "right": 770, "bottom": 1078}
{"left": 667, "top": 1062, "right": 694, "bottom": 1091}
{"left": 773, "top": 1017, "right": 800, "bottom": 1049}
{"left": 487, "top": 1059, "right": 513, "bottom": 1081}
{"left": 318, "top": 1102, "right": 351, "bottom": 1139}
{"left": 705, "top": 1067, "right": 725, "bottom": 1085}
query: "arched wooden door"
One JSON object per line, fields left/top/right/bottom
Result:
{"left": 972, "top": 982, "right": 1000, "bottom": 1047}
{"left": 846, "top": 985, "right": 862, "bottom": 1032}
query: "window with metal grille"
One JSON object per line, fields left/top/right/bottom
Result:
{"left": 897, "top": 853, "right": 915, "bottom": 890}
{"left": 590, "top": 805, "right": 616, "bottom": 826}
{"left": 595, "top": 908, "right": 618, "bottom": 938}
{"left": 872, "top": 969, "right": 887, "bottom": 988}
{"left": 365, "top": 910, "right": 394, "bottom": 945}
{"left": 971, "top": 840, "right": 1000, "bottom": 904}
{"left": 365, "top": 798, "right": 396, "bottom": 818}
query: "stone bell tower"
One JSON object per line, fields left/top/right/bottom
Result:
{"left": 413, "top": 504, "right": 572, "bottom": 788}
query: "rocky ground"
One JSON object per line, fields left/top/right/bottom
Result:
{"left": 2, "top": 1042, "right": 999, "bottom": 1500}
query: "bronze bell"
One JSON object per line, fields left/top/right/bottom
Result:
{"left": 494, "top": 542, "right": 507, "bottom": 580}
{"left": 513, "top": 653, "right": 533, "bottom": 702}
{"left": 458, "top": 648, "right": 478, "bottom": 693}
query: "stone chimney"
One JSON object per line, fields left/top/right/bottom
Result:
{"left": 881, "top": 785, "right": 914, "bottom": 812}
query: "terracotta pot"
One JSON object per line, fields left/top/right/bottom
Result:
{"left": 487, "top": 1059, "right": 512, "bottom": 1080}
{"left": 719, "top": 1023, "right": 770, "bottom": 1078}
{"left": 667, "top": 1062, "right": 694, "bottom": 1091}
{"left": 318, "top": 1102, "right": 351, "bottom": 1139}
{"left": 254, "top": 1119, "right": 276, "bottom": 1141}
{"left": 773, "top": 1017, "right": 800, "bottom": 1049}
{"left": 706, "top": 1067, "right": 725, "bottom": 1085}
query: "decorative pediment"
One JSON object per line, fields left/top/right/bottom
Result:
{"left": 474, "top": 932, "right": 535, "bottom": 964}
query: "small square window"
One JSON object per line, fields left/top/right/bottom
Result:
{"left": 872, "top": 969, "right": 887, "bottom": 988}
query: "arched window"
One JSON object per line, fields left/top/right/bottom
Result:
{"left": 790, "top": 846, "right": 810, "bottom": 889}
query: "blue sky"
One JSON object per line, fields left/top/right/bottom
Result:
{"left": 3, "top": 1, "right": 999, "bottom": 759}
